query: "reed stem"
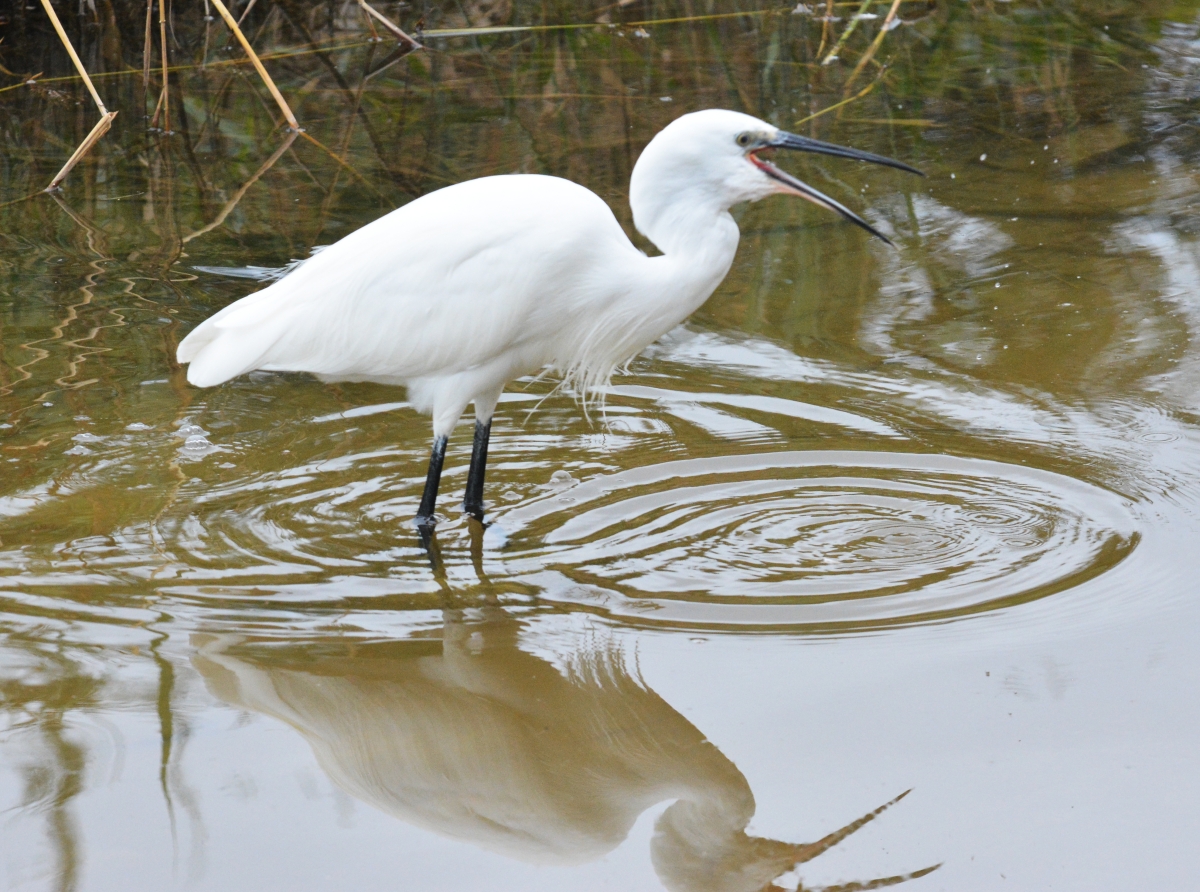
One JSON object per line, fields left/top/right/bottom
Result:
{"left": 38, "top": 0, "right": 117, "bottom": 190}
{"left": 817, "top": 0, "right": 835, "bottom": 59}
{"left": 47, "top": 112, "right": 118, "bottom": 190}
{"left": 843, "top": 0, "right": 904, "bottom": 91}
{"left": 158, "top": 0, "right": 170, "bottom": 130}
{"left": 142, "top": 0, "right": 153, "bottom": 89}
{"left": 38, "top": 0, "right": 108, "bottom": 115}
{"left": 357, "top": 0, "right": 422, "bottom": 49}
{"left": 236, "top": 0, "right": 259, "bottom": 27}
{"left": 795, "top": 75, "right": 880, "bottom": 125}
{"left": 821, "top": 0, "right": 873, "bottom": 65}
{"left": 209, "top": 0, "right": 299, "bottom": 130}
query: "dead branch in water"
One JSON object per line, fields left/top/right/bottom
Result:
{"left": 38, "top": 0, "right": 118, "bottom": 190}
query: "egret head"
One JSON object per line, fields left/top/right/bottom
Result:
{"left": 630, "top": 109, "right": 922, "bottom": 250}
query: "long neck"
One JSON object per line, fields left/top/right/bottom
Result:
{"left": 628, "top": 152, "right": 741, "bottom": 315}
{"left": 649, "top": 209, "right": 738, "bottom": 315}
{"left": 633, "top": 183, "right": 738, "bottom": 324}
{"left": 552, "top": 165, "right": 741, "bottom": 389}
{"left": 631, "top": 149, "right": 740, "bottom": 247}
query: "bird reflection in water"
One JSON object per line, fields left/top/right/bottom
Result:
{"left": 193, "top": 603, "right": 936, "bottom": 891}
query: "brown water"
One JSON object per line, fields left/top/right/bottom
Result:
{"left": 2, "top": 3, "right": 1200, "bottom": 889}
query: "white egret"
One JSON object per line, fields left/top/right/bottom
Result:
{"left": 177, "top": 109, "right": 920, "bottom": 532}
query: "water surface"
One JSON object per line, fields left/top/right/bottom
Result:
{"left": 2, "top": 3, "right": 1199, "bottom": 889}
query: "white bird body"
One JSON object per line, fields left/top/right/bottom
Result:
{"left": 181, "top": 170, "right": 737, "bottom": 436}
{"left": 178, "top": 109, "right": 918, "bottom": 529}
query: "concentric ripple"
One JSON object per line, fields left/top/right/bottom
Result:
{"left": 499, "top": 451, "right": 1139, "bottom": 630}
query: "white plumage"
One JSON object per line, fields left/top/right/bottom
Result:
{"left": 178, "top": 109, "right": 918, "bottom": 531}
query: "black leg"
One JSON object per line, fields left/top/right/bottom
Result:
{"left": 415, "top": 434, "right": 448, "bottom": 530}
{"left": 462, "top": 419, "right": 491, "bottom": 521}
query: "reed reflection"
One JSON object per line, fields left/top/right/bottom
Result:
{"left": 193, "top": 608, "right": 934, "bottom": 891}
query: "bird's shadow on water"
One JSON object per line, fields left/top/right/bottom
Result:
{"left": 191, "top": 544, "right": 940, "bottom": 892}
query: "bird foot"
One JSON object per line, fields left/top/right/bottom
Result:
{"left": 413, "top": 514, "right": 437, "bottom": 547}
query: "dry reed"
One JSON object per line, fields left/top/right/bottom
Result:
{"left": 844, "top": 0, "right": 905, "bottom": 91}
{"left": 209, "top": 0, "right": 300, "bottom": 130}
{"left": 358, "top": 0, "right": 422, "bottom": 49}
{"left": 38, "top": 0, "right": 118, "bottom": 191}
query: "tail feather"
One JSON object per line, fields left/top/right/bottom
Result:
{"left": 184, "top": 325, "right": 279, "bottom": 387}
{"left": 178, "top": 285, "right": 288, "bottom": 387}
{"left": 176, "top": 316, "right": 218, "bottom": 364}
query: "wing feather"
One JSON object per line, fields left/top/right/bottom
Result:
{"left": 179, "top": 175, "right": 639, "bottom": 388}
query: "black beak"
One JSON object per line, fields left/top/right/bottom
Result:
{"left": 771, "top": 132, "right": 924, "bottom": 176}
{"left": 752, "top": 131, "right": 924, "bottom": 247}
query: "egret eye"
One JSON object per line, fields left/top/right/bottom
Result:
{"left": 736, "top": 132, "right": 754, "bottom": 148}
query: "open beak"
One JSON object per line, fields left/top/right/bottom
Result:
{"left": 750, "top": 132, "right": 924, "bottom": 247}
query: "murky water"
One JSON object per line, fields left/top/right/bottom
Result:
{"left": 3, "top": 2, "right": 1200, "bottom": 889}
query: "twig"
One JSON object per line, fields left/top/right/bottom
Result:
{"left": 843, "top": 0, "right": 903, "bottom": 91}
{"left": 209, "top": 0, "right": 299, "bottom": 130}
{"left": 817, "top": 0, "right": 835, "bottom": 59}
{"left": 841, "top": 117, "right": 935, "bottom": 126}
{"left": 235, "top": 0, "right": 259, "bottom": 27}
{"left": 357, "top": 0, "right": 422, "bottom": 49}
{"left": 182, "top": 131, "right": 298, "bottom": 243}
{"left": 821, "top": 0, "right": 873, "bottom": 65}
{"left": 38, "top": 0, "right": 117, "bottom": 190}
{"left": 142, "top": 0, "right": 153, "bottom": 89}
{"left": 202, "top": 6, "right": 211, "bottom": 67}
{"left": 149, "top": 85, "right": 166, "bottom": 126}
